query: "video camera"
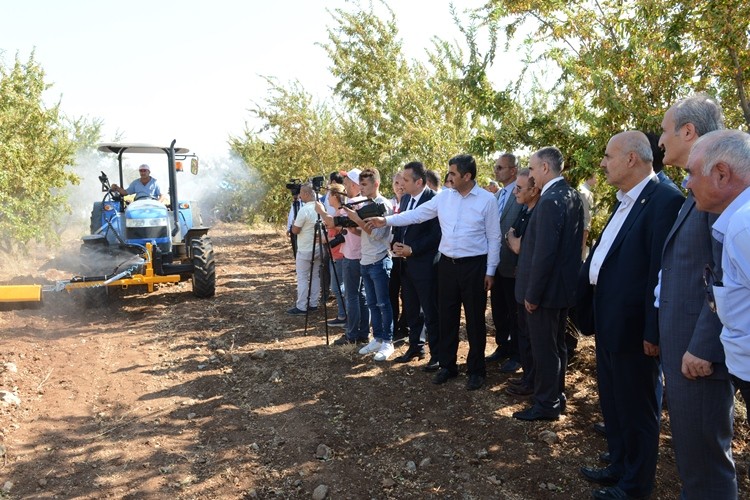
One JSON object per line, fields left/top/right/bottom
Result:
{"left": 333, "top": 199, "right": 387, "bottom": 228}
{"left": 286, "top": 178, "right": 303, "bottom": 196}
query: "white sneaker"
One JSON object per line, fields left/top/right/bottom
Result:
{"left": 358, "top": 339, "right": 381, "bottom": 355}
{"left": 373, "top": 342, "right": 395, "bottom": 361}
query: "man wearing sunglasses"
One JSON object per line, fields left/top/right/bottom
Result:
{"left": 111, "top": 164, "right": 166, "bottom": 203}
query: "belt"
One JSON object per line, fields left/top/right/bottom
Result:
{"left": 443, "top": 254, "right": 486, "bottom": 264}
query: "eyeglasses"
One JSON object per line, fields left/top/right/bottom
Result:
{"left": 703, "top": 265, "right": 723, "bottom": 313}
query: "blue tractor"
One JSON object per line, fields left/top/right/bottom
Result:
{"left": 82, "top": 141, "right": 216, "bottom": 299}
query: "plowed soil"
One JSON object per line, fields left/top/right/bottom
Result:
{"left": 0, "top": 223, "right": 747, "bottom": 499}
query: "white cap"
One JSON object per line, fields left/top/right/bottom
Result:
{"left": 138, "top": 164, "right": 150, "bottom": 172}
{"left": 346, "top": 168, "right": 361, "bottom": 184}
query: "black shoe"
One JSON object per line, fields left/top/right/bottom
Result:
{"left": 599, "top": 452, "right": 611, "bottom": 464}
{"left": 505, "top": 384, "right": 533, "bottom": 397}
{"left": 512, "top": 406, "right": 559, "bottom": 421}
{"left": 432, "top": 368, "right": 457, "bottom": 385}
{"left": 499, "top": 359, "right": 521, "bottom": 373}
{"left": 466, "top": 374, "right": 485, "bottom": 391}
{"left": 393, "top": 329, "right": 409, "bottom": 344}
{"left": 308, "top": 306, "right": 318, "bottom": 312}
{"left": 332, "top": 335, "right": 356, "bottom": 346}
{"left": 355, "top": 337, "right": 370, "bottom": 344}
{"left": 591, "top": 486, "right": 641, "bottom": 500}
{"left": 485, "top": 348, "right": 509, "bottom": 363}
{"left": 422, "top": 358, "right": 440, "bottom": 372}
{"left": 394, "top": 348, "right": 426, "bottom": 363}
{"left": 580, "top": 466, "right": 621, "bottom": 486}
{"left": 507, "top": 376, "right": 525, "bottom": 386}
{"left": 593, "top": 422, "right": 607, "bottom": 437}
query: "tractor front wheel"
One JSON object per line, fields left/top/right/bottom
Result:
{"left": 190, "top": 235, "right": 215, "bottom": 298}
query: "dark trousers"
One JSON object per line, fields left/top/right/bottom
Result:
{"left": 401, "top": 259, "right": 439, "bottom": 354}
{"left": 437, "top": 254, "right": 487, "bottom": 376}
{"left": 389, "top": 257, "right": 407, "bottom": 333}
{"left": 516, "top": 302, "right": 535, "bottom": 388}
{"left": 490, "top": 276, "right": 518, "bottom": 358}
{"left": 664, "top": 368, "right": 736, "bottom": 499}
{"left": 526, "top": 306, "right": 567, "bottom": 412}
{"left": 596, "top": 343, "right": 660, "bottom": 498}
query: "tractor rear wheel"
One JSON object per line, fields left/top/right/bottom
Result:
{"left": 190, "top": 235, "right": 215, "bottom": 298}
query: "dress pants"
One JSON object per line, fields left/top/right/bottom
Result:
{"left": 490, "top": 276, "right": 518, "bottom": 359}
{"left": 437, "top": 254, "right": 487, "bottom": 376}
{"left": 401, "top": 259, "right": 439, "bottom": 354}
{"left": 596, "top": 343, "right": 660, "bottom": 498}
{"left": 526, "top": 306, "right": 567, "bottom": 412}
{"left": 295, "top": 249, "right": 321, "bottom": 311}
{"left": 515, "top": 302, "right": 535, "bottom": 387}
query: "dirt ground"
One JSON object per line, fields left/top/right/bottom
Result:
{"left": 0, "top": 222, "right": 747, "bottom": 499}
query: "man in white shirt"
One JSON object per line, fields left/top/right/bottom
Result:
{"left": 287, "top": 183, "right": 322, "bottom": 315}
{"left": 367, "top": 154, "right": 501, "bottom": 390}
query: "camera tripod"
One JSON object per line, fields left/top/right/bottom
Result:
{"left": 302, "top": 205, "right": 346, "bottom": 345}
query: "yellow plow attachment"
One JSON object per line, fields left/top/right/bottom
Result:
{"left": 0, "top": 284, "right": 42, "bottom": 303}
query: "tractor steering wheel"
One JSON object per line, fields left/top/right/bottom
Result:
{"left": 134, "top": 193, "right": 158, "bottom": 201}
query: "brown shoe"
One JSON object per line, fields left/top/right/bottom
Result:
{"left": 505, "top": 384, "right": 533, "bottom": 397}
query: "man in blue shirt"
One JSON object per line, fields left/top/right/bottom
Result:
{"left": 111, "top": 164, "right": 165, "bottom": 202}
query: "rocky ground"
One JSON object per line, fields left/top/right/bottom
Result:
{"left": 0, "top": 222, "right": 747, "bottom": 499}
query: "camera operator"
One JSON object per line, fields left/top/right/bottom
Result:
{"left": 286, "top": 183, "right": 322, "bottom": 315}
{"left": 315, "top": 169, "right": 370, "bottom": 345}
{"left": 342, "top": 168, "right": 395, "bottom": 361}
{"left": 286, "top": 190, "right": 302, "bottom": 258}
{"left": 314, "top": 183, "right": 347, "bottom": 327}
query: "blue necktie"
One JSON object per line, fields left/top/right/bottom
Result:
{"left": 497, "top": 188, "right": 508, "bottom": 216}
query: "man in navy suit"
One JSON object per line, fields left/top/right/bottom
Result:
{"left": 391, "top": 162, "right": 442, "bottom": 368}
{"left": 656, "top": 94, "right": 737, "bottom": 499}
{"left": 579, "top": 131, "right": 684, "bottom": 500}
{"left": 513, "top": 146, "right": 584, "bottom": 421}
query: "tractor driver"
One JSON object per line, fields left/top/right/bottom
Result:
{"left": 111, "top": 164, "right": 166, "bottom": 203}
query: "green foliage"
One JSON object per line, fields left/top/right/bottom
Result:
{"left": 0, "top": 53, "right": 88, "bottom": 251}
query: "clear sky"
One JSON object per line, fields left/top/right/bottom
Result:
{"left": 1, "top": 0, "right": 501, "bottom": 159}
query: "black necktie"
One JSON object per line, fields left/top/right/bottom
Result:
{"left": 408, "top": 198, "right": 416, "bottom": 211}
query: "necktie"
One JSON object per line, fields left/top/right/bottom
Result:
{"left": 497, "top": 188, "right": 508, "bottom": 215}
{"left": 408, "top": 198, "right": 416, "bottom": 211}
{"left": 402, "top": 197, "right": 416, "bottom": 242}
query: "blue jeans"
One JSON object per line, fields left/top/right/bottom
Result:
{"left": 361, "top": 256, "right": 393, "bottom": 342}
{"left": 343, "top": 258, "right": 369, "bottom": 340}
{"left": 330, "top": 258, "right": 345, "bottom": 319}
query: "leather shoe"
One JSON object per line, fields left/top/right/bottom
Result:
{"left": 393, "top": 348, "right": 426, "bottom": 363}
{"left": 599, "top": 452, "right": 611, "bottom": 463}
{"left": 485, "top": 348, "right": 508, "bottom": 363}
{"left": 593, "top": 422, "right": 607, "bottom": 437}
{"left": 499, "top": 359, "right": 522, "bottom": 373}
{"left": 432, "top": 368, "right": 457, "bottom": 385}
{"left": 505, "top": 384, "right": 533, "bottom": 397}
{"left": 512, "top": 406, "right": 559, "bottom": 421}
{"left": 580, "top": 466, "right": 621, "bottom": 486}
{"left": 591, "top": 486, "right": 642, "bottom": 499}
{"left": 507, "top": 376, "right": 525, "bottom": 386}
{"left": 422, "top": 359, "right": 440, "bottom": 372}
{"left": 466, "top": 374, "right": 485, "bottom": 391}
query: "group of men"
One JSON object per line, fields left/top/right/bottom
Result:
{"left": 286, "top": 92, "right": 750, "bottom": 499}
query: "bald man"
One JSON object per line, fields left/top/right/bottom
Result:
{"left": 578, "top": 131, "right": 684, "bottom": 500}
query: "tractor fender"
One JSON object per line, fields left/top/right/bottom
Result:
{"left": 185, "top": 227, "right": 209, "bottom": 247}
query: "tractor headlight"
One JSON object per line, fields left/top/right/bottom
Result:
{"left": 126, "top": 217, "right": 168, "bottom": 228}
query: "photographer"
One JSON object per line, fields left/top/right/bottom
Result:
{"left": 286, "top": 183, "right": 321, "bottom": 315}
{"left": 342, "top": 168, "right": 395, "bottom": 361}
{"left": 315, "top": 183, "right": 347, "bottom": 327}
{"left": 286, "top": 190, "right": 302, "bottom": 258}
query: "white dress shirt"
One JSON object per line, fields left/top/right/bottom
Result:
{"left": 589, "top": 173, "right": 656, "bottom": 285}
{"left": 385, "top": 182, "right": 501, "bottom": 275}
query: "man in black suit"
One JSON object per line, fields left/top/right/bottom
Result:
{"left": 578, "top": 131, "right": 684, "bottom": 500}
{"left": 391, "top": 162, "right": 442, "bottom": 368}
{"left": 513, "top": 146, "right": 584, "bottom": 421}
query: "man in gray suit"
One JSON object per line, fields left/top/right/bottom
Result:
{"left": 657, "top": 93, "right": 737, "bottom": 498}
{"left": 487, "top": 153, "right": 525, "bottom": 373}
